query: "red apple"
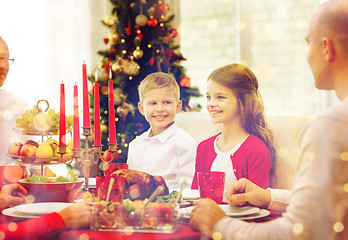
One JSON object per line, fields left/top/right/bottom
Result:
{"left": 25, "top": 140, "right": 39, "bottom": 148}
{"left": 103, "top": 150, "right": 119, "bottom": 162}
{"left": 20, "top": 142, "right": 38, "bottom": 163}
{"left": 8, "top": 142, "right": 23, "bottom": 156}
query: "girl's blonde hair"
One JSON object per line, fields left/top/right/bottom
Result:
{"left": 138, "top": 72, "right": 180, "bottom": 102}
{"left": 208, "top": 63, "right": 276, "bottom": 164}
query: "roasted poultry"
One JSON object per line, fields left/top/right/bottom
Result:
{"left": 111, "top": 169, "right": 169, "bottom": 200}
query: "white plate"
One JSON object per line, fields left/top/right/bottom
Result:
{"left": 2, "top": 208, "right": 38, "bottom": 219}
{"left": 79, "top": 177, "right": 96, "bottom": 188}
{"left": 179, "top": 205, "right": 260, "bottom": 218}
{"left": 9, "top": 202, "right": 73, "bottom": 216}
{"left": 171, "top": 189, "right": 200, "bottom": 200}
{"left": 236, "top": 209, "right": 270, "bottom": 220}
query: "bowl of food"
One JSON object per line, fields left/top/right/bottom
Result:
{"left": 89, "top": 198, "right": 179, "bottom": 232}
{"left": 19, "top": 171, "right": 83, "bottom": 203}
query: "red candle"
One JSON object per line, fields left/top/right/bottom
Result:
{"left": 59, "top": 82, "right": 66, "bottom": 145}
{"left": 73, "top": 83, "right": 80, "bottom": 149}
{"left": 108, "top": 76, "right": 116, "bottom": 144}
{"left": 82, "top": 61, "right": 91, "bottom": 128}
{"left": 94, "top": 73, "right": 101, "bottom": 146}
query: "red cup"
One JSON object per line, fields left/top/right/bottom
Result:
{"left": 197, "top": 171, "right": 225, "bottom": 204}
{"left": 96, "top": 175, "right": 126, "bottom": 203}
{"left": 104, "top": 163, "right": 128, "bottom": 176}
{"left": 0, "top": 164, "right": 26, "bottom": 188}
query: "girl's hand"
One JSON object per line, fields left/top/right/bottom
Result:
{"left": 0, "top": 184, "right": 28, "bottom": 208}
{"left": 226, "top": 178, "right": 271, "bottom": 209}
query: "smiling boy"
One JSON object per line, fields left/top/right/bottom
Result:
{"left": 127, "top": 72, "right": 197, "bottom": 189}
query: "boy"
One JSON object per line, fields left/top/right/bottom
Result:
{"left": 127, "top": 72, "right": 196, "bottom": 189}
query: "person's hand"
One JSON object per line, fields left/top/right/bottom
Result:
{"left": 226, "top": 178, "right": 271, "bottom": 209}
{"left": 58, "top": 202, "right": 92, "bottom": 229}
{"left": 189, "top": 198, "right": 227, "bottom": 238}
{"left": 0, "top": 184, "right": 28, "bottom": 208}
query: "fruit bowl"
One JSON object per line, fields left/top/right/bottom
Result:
{"left": 19, "top": 180, "right": 83, "bottom": 203}
{"left": 7, "top": 154, "right": 66, "bottom": 165}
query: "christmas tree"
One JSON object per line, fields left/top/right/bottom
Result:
{"left": 88, "top": 0, "right": 201, "bottom": 164}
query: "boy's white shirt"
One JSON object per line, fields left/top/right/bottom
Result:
{"left": 127, "top": 122, "right": 197, "bottom": 190}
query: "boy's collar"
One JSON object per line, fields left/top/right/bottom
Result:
{"left": 145, "top": 122, "right": 177, "bottom": 143}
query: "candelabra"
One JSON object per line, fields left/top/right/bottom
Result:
{"left": 57, "top": 127, "right": 118, "bottom": 192}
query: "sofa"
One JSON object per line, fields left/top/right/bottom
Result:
{"left": 175, "top": 112, "right": 313, "bottom": 189}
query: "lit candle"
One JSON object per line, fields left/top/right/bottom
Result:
{"left": 108, "top": 70, "right": 116, "bottom": 144}
{"left": 82, "top": 61, "right": 91, "bottom": 128}
{"left": 94, "top": 72, "right": 101, "bottom": 146}
{"left": 73, "top": 83, "right": 80, "bottom": 149}
{"left": 59, "top": 81, "right": 66, "bottom": 146}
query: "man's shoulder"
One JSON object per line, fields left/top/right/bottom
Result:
{"left": 0, "top": 89, "right": 27, "bottom": 108}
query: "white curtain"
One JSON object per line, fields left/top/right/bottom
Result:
{"left": 0, "top": 0, "right": 92, "bottom": 115}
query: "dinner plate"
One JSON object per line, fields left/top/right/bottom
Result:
{"left": 179, "top": 205, "right": 260, "bottom": 218}
{"left": 171, "top": 189, "right": 200, "bottom": 200}
{"left": 237, "top": 209, "right": 270, "bottom": 220}
{"left": 9, "top": 202, "right": 73, "bottom": 215}
{"left": 2, "top": 208, "right": 38, "bottom": 219}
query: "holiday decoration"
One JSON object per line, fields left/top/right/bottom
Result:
{"left": 88, "top": 0, "right": 201, "bottom": 167}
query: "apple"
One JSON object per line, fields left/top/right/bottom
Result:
{"left": 25, "top": 140, "right": 39, "bottom": 148}
{"left": 20, "top": 141, "right": 39, "bottom": 163}
{"left": 8, "top": 142, "right": 23, "bottom": 156}
{"left": 103, "top": 150, "right": 119, "bottom": 162}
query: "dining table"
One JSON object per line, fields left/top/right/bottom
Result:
{"left": 53, "top": 211, "right": 281, "bottom": 240}
{"left": 0, "top": 202, "right": 282, "bottom": 240}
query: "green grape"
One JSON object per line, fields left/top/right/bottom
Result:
{"left": 48, "top": 109, "right": 56, "bottom": 117}
{"left": 27, "top": 115, "right": 34, "bottom": 124}
{"left": 22, "top": 112, "right": 28, "bottom": 119}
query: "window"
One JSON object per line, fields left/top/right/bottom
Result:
{"left": 179, "top": 0, "right": 336, "bottom": 116}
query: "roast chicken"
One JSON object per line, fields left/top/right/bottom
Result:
{"left": 111, "top": 169, "right": 169, "bottom": 200}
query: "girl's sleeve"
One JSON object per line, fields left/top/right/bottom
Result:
{"left": 247, "top": 143, "right": 272, "bottom": 188}
{"left": 1, "top": 212, "right": 66, "bottom": 239}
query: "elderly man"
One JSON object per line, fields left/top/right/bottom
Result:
{"left": 190, "top": 0, "right": 348, "bottom": 239}
{"left": 0, "top": 36, "right": 28, "bottom": 164}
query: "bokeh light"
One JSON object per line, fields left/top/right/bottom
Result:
{"left": 213, "top": 231, "right": 223, "bottom": 240}
{"left": 208, "top": 19, "right": 219, "bottom": 29}
{"left": 333, "top": 221, "right": 344, "bottom": 233}
{"left": 79, "top": 233, "right": 90, "bottom": 240}
{"left": 340, "top": 152, "right": 348, "bottom": 161}
{"left": 293, "top": 223, "right": 304, "bottom": 236}
{"left": 8, "top": 222, "right": 18, "bottom": 232}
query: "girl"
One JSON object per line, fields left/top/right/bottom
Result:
{"left": 191, "top": 63, "right": 275, "bottom": 202}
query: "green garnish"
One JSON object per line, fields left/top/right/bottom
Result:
{"left": 23, "top": 170, "right": 78, "bottom": 183}
{"left": 155, "top": 190, "right": 180, "bottom": 203}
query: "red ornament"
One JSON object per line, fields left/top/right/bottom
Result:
{"left": 180, "top": 77, "right": 191, "bottom": 87}
{"left": 125, "top": 27, "right": 131, "bottom": 36}
{"left": 159, "top": 3, "right": 168, "bottom": 14}
{"left": 103, "top": 38, "right": 109, "bottom": 44}
{"left": 105, "top": 57, "right": 111, "bottom": 74}
{"left": 170, "top": 28, "right": 178, "bottom": 38}
{"left": 137, "top": 32, "right": 144, "bottom": 39}
{"left": 147, "top": 18, "right": 158, "bottom": 27}
{"left": 149, "top": 57, "right": 155, "bottom": 66}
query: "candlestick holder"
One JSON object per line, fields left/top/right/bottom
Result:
{"left": 67, "top": 126, "right": 119, "bottom": 192}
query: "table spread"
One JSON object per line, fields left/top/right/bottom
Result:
{"left": 0, "top": 206, "right": 281, "bottom": 240}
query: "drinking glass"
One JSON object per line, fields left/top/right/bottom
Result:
{"left": 197, "top": 171, "right": 225, "bottom": 204}
{"left": 96, "top": 175, "right": 126, "bottom": 203}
